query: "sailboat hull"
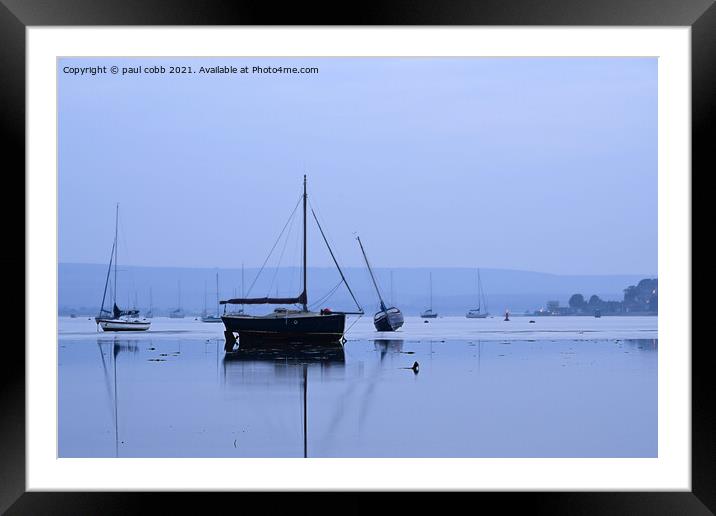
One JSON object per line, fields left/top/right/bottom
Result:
{"left": 222, "top": 312, "right": 346, "bottom": 343}
{"left": 374, "top": 308, "right": 404, "bottom": 331}
{"left": 96, "top": 318, "right": 151, "bottom": 331}
{"left": 466, "top": 311, "right": 488, "bottom": 319}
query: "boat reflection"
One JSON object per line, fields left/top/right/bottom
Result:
{"left": 97, "top": 338, "right": 140, "bottom": 458}
{"left": 223, "top": 339, "right": 345, "bottom": 364}
{"left": 221, "top": 340, "right": 345, "bottom": 458}
{"left": 374, "top": 339, "right": 403, "bottom": 361}
{"left": 622, "top": 338, "right": 658, "bottom": 352}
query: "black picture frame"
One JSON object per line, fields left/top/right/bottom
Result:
{"left": 2, "top": 1, "right": 710, "bottom": 513}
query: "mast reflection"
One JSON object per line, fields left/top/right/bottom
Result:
{"left": 221, "top": 339, "right": 345, "bottom": 458}
{"left": 97, "top": 338, "right": 139, "bottom": 457}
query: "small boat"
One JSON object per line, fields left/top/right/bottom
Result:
{"left": 594, "top": 309, "right": 602, "bottom": 318}
{"left": 225, "top": 290, "right": 245, "bottom": 316}
{"left": 220, "top": 175, "right": 363, "bottom": 350}
{"left": 357, "top": 236, "right": 404, "bottom": 332}
{"left": 466, "top": 268, "right": 489, "bottom": 319}
{"left": 145, "top": 288, "right": 154, "bottom": 319}
{"left": 95, "top": 204, "right": 151, "bottom": 332}
{"left": 420, "top": 272, "right": 438, "bottom": 318}
{"left": 169, "top": 281, "right": 185, "bottom": 318}
{"left": 202, "top": 272, "right": 223, "bottom": 323}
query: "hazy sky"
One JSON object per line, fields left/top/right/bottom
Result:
{"left": 58, "top": 57, "right": 657, "bottom": 275}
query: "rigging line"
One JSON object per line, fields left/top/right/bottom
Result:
{"left": 266, "top": 204, "right": 299, "bottom": 297}
{"left": 310, "top": 207, "right": 363, "bottom": 313}
{"left": 287, "top": 212, "right": 303, "bottom": 299}
{"left": 244, "top": 194, "right": 302, "bottom": 298}
{"left": 118, "top": 217, "right": 137, "bottom": 309}
{"left": 310, "top": 281, "right": 343, "bottom": 306}
{"left": 344, "top": 312, "right": 363, "bottom": 335}
{"left": 99, "top": 239, "right": 116, "bottom": 314}
{"left": 308, "top": 279, "right": 344, "bottom": 310}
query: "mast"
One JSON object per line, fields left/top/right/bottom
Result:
{"left": 302, "top": 175, "right": 308, "bottom": 312}
{"left": 113, "top": 203, "right": 119, "bottom": 309}
{"left": 215, "top": 271, "right": 220, "bottom": 316}
{"left": 241, "top": 262, "right": 245, "bottom": 312}
{"left": 357, "top": 236, "right": 386, "bottom": 311}
{"left": 477, "top": 268, "right": 481, "bottom": 311}
{"left": 429, "top": 272, "right": 433, "bottom": 311}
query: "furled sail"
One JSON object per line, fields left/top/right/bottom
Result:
{"left": 220, "top": 291, "right": 307, "bottom": 306}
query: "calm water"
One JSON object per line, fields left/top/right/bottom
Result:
{"left": 58, "top": 316, "right": 657, "bottom": 457}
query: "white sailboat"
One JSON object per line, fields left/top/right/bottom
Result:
{"left": 95, "top": 204, "right": 151, "bottom": 332}
{"left": 169, "top": 281, "right": 185, "bottom": 318}
{"left": 201, "top": 280, "right": 208, "bottom": 318}
{"left": 420, "top": 272, "right": 438, "bottom": 318}
{"left": 466, "top": 268, "right": 489, "bottom": 319}
{"left": 225, "top": 264, "right": 246, "bottom": 316}
{"left": 202, "top": 272, "right": 223, "bottom": 323}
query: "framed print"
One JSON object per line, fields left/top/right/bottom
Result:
{"left": 3, "top": 0, "right": 712, "bottom": 513}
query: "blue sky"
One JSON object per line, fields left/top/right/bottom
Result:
{"left": 58, "top": 57, "right": 657, "bottom": 275}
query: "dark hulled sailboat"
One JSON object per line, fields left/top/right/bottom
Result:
{"left": 220, "top": 176, "right": 362, "bottom": 350}
{"left": 356, "top": 236, "right": 404, "bottom": 332}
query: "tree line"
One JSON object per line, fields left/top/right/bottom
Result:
{"left": 568, "top": 278, "right": 657, "bottom": 314}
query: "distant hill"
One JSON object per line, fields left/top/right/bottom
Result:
{"left": 58, "top": 262, "right": 653, "bottom": 316}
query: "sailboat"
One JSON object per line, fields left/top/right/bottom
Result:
{"left": 95, "top": 204, "right": 151, "bottom": 332}
{"left": 201, "top": 280, "right": 208, "bottom": 318}
{"left": 466, "top": 268, "right": 489, "bottom": 318}
{"left": 356, "top": 236, "right": 404, "bottom": 332}
{"left": 420, "top": 272, "right": 438, "bottom": 318}
{"left": 202, "top": 272, "right": 223, "bottom": 323}
{"left": 220, "top": 175, "right": 363, "bottom": 350}
{"left": 169, "top": 281, "right": 185, "bottom": 318}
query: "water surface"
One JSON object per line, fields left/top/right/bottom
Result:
{"left": 58, "top": 316, "right": 657, "bottom": 457}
